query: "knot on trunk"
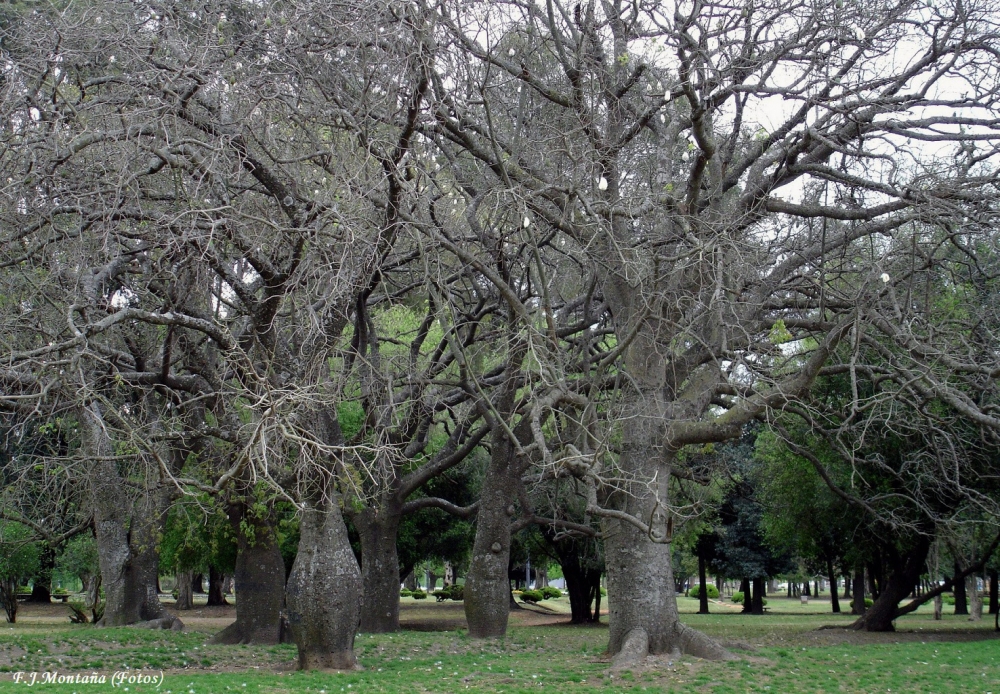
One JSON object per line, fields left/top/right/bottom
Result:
{"left": 490, "top": 542, "right": 502, "bottom": 553}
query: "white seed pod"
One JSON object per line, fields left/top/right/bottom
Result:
{"left": 598, "top": 176, "right": 608, "bottom": 191}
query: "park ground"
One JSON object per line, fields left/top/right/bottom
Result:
{"left": 0, "top": 594, "right": 996, "bottom": 693}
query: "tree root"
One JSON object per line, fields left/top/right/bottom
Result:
{"left": 611, "top": 624, "right": 734, "bottom": 669}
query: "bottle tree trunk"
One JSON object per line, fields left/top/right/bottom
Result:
{"left": 211, "top": 502, "right": 286, "bottom": 645}
{"left": 464, "top": 349, "right": 527, "bottom": 639}
{"left": 602, "top": 422, "right": 728, "bottom": 664}
{"left": 285, "top": 499, "right": 362, "bottom": 670}
{"left": 83, "top": 403, "right": 181, "bottom": 629}
{"left": 826, "top": 558, "right": 841, "bottom": 613}
{"left": 852, "top": 538, "right": 930, "bottom": 632}
{"left": 953, "top": 561, "right": 969, "bottom": 615}
{"left": 464, "top": 434, "right": 522, "bottom": 637}
{"left": 96, "top": 489, "right": 179, "bottom": 628}
{"left": 356, "top": 504, "right": 403, "bottom": 633}
{"left": 175, "top": 570, "right": 194, "bottom": 611}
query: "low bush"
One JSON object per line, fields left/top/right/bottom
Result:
{"left": 399, "top": 589, "right": 413, "bottom": 598}
{"left": 540, "top": 586, "right": 562, "bottom": 599}
{"left": 688, "top": 584, "right": 720, "bottom": 599}
{"left": 433, "top": 584, "right": 465, "bottom": 602}
{"left": 520, "top": 589, "right": 544, "bottom": 604}
{"left": 410, "top": 590, "right": 427, "bottom": 600}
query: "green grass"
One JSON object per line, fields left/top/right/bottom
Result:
{"left": 0, "top": 599, "right": 996, "bottom": 693}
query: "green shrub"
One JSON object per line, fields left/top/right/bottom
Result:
{"left": 688, "top": 584, "right": 720, "bottom": 599}
{"left": 431, "top": 584, "right": 465, "bottom": 601}
{"left": 541, "top": 586, "right": 562, "bottom": 599}
{"left": 410, "top": 590, "right": 427, "bottom": 600}
{"left": 865, "top": 597, "right": 873, "bottom": 608}
{"left": 600, "top": 586, "right": 607, "bottom": 597}
{"left": 399, "top": 589, "right": 413, "bottom": 598}
{"left": 520, "top": 589, "right": 544, "bottom": 604}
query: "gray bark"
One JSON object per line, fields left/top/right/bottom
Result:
{"left": 210, "top": 503, "right": 286, "bottom": 645}
{"left": 464, "top": 436, "right": 521, "bottom": 638}
{"left": 82, "top": 403, "right": 181, "bottom": 629}
{"left": 356, "top": 505, "right": 403, "bottom": 633}
{"left": 285, "top": 500, "right": 363, "bottom": 670}
{"left": 175, "top": 570, "right": 194, "bottom": 611}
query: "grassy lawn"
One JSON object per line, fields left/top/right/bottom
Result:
{"left": 0, "top": 596, "right": 995, "bottom": 693}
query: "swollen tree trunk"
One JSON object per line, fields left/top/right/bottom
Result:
{"left": 852, "top": 538, "right": 930, "bottom": 632}
{"left": 464, "top": 350, "right": 527, "bottom": 638}
{"left": 464, "top": 437, "right": 521, "bottom": 638}
{"left": 285, "top": 499, "right": 362, "bottom": 670}
{"left": 207, "top": 566, "right": 228, "bottom": 606}
{"left": 175, "top": 570, "right": 194, "bottom": 611}
{"left": 356, "top": 504, "right": 403, "bottom": 633}
{"left": 602, "top": 429, "right": 728, "bottom": 664}
{"left": 826, "top": 558, "right": 841, "bottom": 614}
{"left": 211, "top": 502, "right": 286, "bottom": 645}
{"left": 82, "top": 403, "right": 183, "bottom": 630}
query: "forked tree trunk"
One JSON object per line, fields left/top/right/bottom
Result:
{"left": 83, "top": 403, "right": 182, "bottom": 630}
{"left": 285, "top": 500, "right": 362, "bottom": 670}
{"left": 852, "top": 538, "right": 929, "bottom": 632}
{"left": 356, "top": 504, "right": 403, "bottom": 633}
{"left": 211, "top": 502, "right": 286, "bottom": 645}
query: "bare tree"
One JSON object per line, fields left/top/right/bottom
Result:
{"left": 425, "top": 0, "right": 1000, "bottom": 663}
